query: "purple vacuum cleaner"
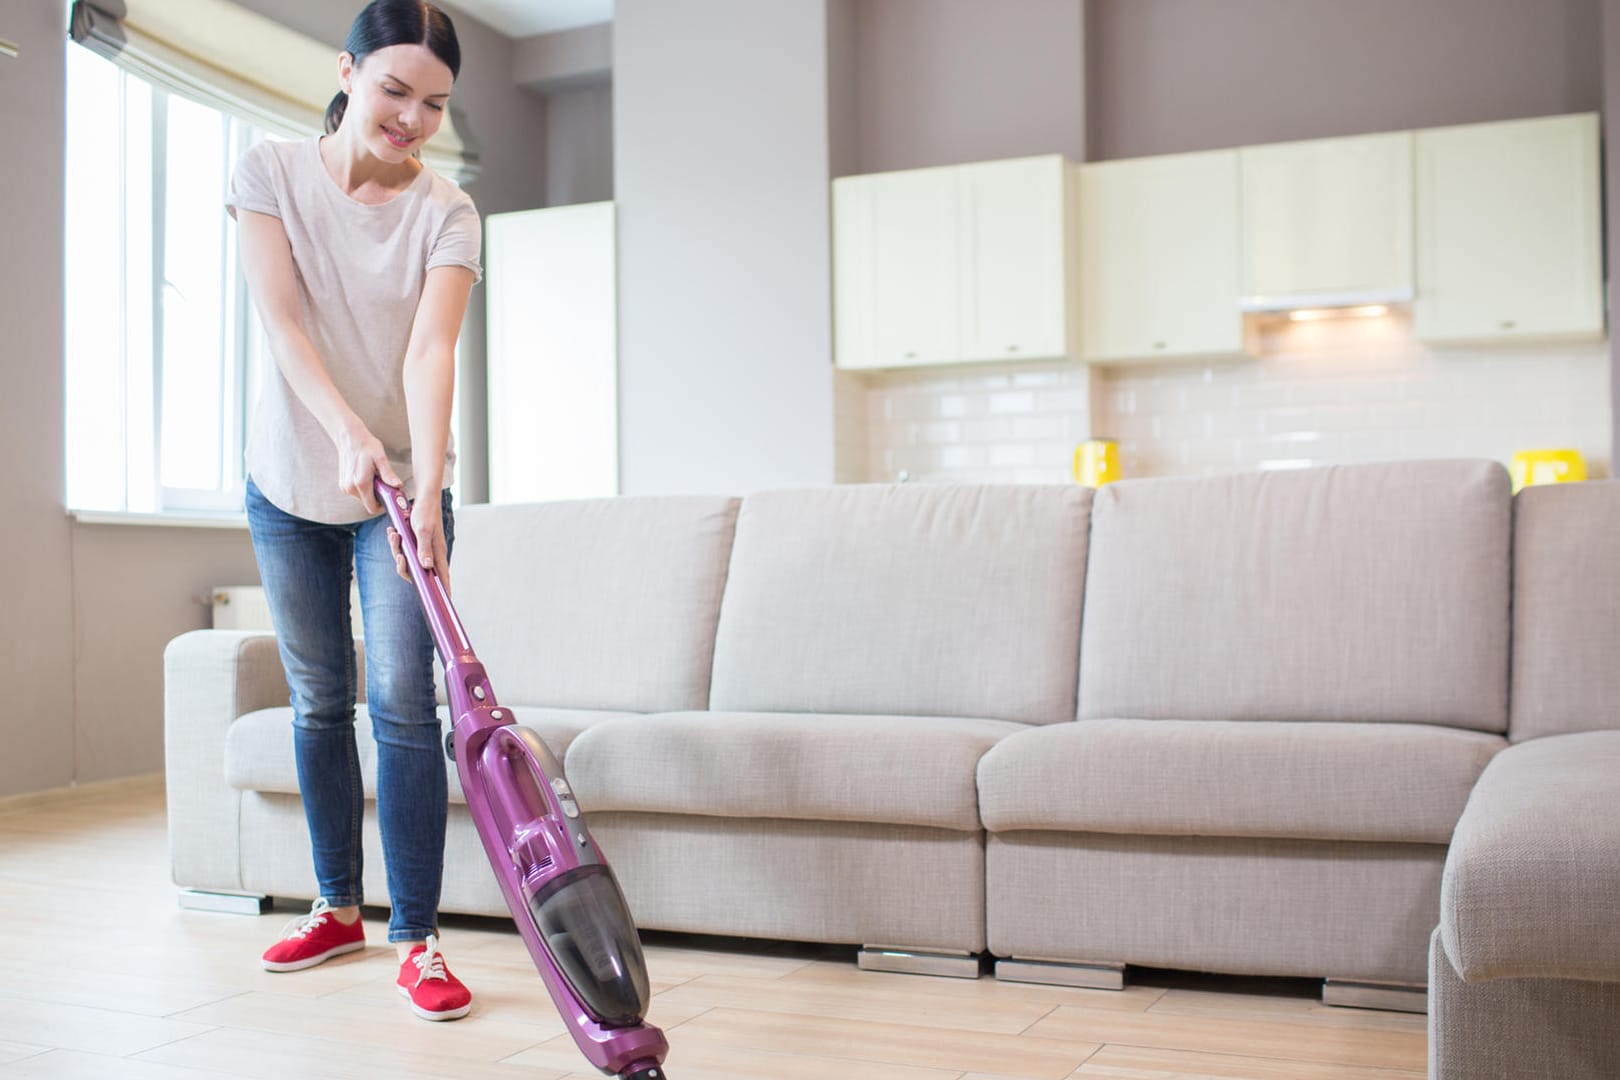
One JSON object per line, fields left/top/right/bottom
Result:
{"left": 376, "top": 477, "right": 670, "bottom": 1080}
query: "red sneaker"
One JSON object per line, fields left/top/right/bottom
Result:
{"left": 397, "top": 934, "right": 472, "bottom": 1021}
{"left": 261, "top": 899, "right": 366, "bottom": 972}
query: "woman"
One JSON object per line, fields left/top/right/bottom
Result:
{"left": 227, "top": 0, "right": 479, "bottom": 1021}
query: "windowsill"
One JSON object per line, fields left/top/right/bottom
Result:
{"left": 69, "top": 509, "right": 249, "bottom": 530}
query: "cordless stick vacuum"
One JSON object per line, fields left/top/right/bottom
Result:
{"left": 376, "top": 477, "right": 671, "bottom": 1080}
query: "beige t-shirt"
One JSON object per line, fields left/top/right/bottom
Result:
{"left": 226, "top": 135, "right": 482, "bottom": 524}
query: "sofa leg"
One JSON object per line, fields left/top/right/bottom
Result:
{"left": 995, "top": 958, "right": 1126, "bottom": 990}
{"left": 177, "top": 889, "right": 271, "bottom": 915}
{"left": 1323, "top": 978, "right": 1427, "bottom": 1014}
{"left": 857, "top": 947, "right": 985, "bottom": 979}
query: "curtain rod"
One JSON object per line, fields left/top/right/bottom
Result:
{"left": 0, "top": 39, "right": 18, "bottom": 59}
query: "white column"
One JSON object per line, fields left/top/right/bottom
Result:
{"left": 613, "top": 0, "right": 836, "bottom": 495}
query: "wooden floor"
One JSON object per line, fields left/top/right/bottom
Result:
{"left": 0, "top": 777, "right": 1429, "bottom": 1080}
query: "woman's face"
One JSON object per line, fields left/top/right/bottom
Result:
{"left": 338, "top": 43, "right": 454, "bottom": 163}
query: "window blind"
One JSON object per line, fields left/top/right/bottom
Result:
{"left": 69, "top": 0, "right": 477, "bottom": 183}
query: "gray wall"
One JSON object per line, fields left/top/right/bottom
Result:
{"left": 614, "top": 0, "right": 836, "bottom": 495}
{"left": 826, "top": 0, "right": 860, "bottom": 179}
{"left": 851, "top": 0, "right": 1086, "bottom": 173}
{"left": 2, "top": 0, "right": 78, "bottom": 796}
{"left": 554, "top": 0, "right": 1608, "bottom": 185}
{"left": 1086, "top": 0, "right": 1601, "bottom": 161}
{"left": 547, "top": 84, "right": 614, "bottom": 206}
{"left": 0, "top": 0, "right": 547, "bottom": 797}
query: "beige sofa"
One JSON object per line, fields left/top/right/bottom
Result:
{"left": 164, "top": 460, "right": 1619, "bottom": 1066}
{"left": 1427, "top": 481, "right": 1620, "bottom": 1079}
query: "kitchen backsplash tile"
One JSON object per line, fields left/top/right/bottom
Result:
{"left": 833, "top": 367, "right": 869, "bottom": 484}
{"left": 849, "top": 313, "right": 1610, "bottom": 484}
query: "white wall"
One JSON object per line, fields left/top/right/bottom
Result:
{"left": 613, "top": 0, "right": 836, "bottom": 495}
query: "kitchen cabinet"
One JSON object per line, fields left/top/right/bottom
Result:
{"left": 834, "top": 165, "right": 958, "bottom": 369}
{"left": 1414, "top": 113, "right": 1604, "bottom": 345}
{"left": 833, "top": 155, "right": 1079, "bottom": 369}
{"left": 1078, "top": 149, "right": 1245, "bottom": 363}
{"left": 1240, "top": 131, "right": 1414, "bottom": 310}
{"left": 485, "top": 202, "right": 618, "bottom": 503}
{"left": 957, "top": 157, "right": 1073, "bottom": 361}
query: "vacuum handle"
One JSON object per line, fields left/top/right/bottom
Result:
{"left": 373, "top": 475, "right": 473, "bottom": 664}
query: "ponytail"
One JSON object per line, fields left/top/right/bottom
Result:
{"left": 325, "top": 90, "right": 348, "bottom": 134}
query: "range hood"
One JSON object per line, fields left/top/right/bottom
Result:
{"left": 1239, "top": 286, "right": 1414, "bottom": 314}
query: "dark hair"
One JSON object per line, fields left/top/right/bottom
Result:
{"left": 325, "top": 0, "right": 461, "bottom": 134}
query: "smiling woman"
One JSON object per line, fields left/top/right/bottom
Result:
{"left": 224, "top": 0, "right": 486, "bottom": 1026}
{"left": 63, "top": 0, "right": 478, "bottom": 518}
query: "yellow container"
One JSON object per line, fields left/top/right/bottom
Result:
{"left": 1510, "top": 448, "right": 1586, "bottom": 493}
{"left": 1074, "top": 438, "right": 1120, "bottom": 487}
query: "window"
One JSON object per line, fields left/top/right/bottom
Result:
{"left": 64, "top": 1, "right": 474, "bottom": 519}
{"left": 64, "top": 40, "right": 269, "bottom": 515}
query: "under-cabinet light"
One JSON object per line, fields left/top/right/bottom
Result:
{"left": 1287, "top": 304, "right": 1389, "bottom": 322}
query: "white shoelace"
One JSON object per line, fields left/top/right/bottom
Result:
{"left": 411, "top": 933, "right": 449, "bottom": 987}
{"left": 278, "top": 897, "right": 334, "bottom": 941}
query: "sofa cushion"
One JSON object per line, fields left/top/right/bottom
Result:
{"left": 224, "top": 706, "right": 635, "bottom": 803}
{"left": 1078, "top": 459, "right": 1511, "bottom": 732}
{"left": 1440, "top": 730, "right": 1620, "bottom": 982}
{"left": 708, "top": 484, "right": 1092, "bottom": 726}
{"left": 448, "top": 496, "right": 739, "bottom": 713}
{"left": 1509, "top": 480, "right": 1620, "bottom": 742}
{"left": 978, "top": 718, "right": 1504, "bottom": 843}
{"left": 566, "top": 711, "right": 1027, "bottom": 831}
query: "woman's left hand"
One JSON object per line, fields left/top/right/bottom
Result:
{"left": 387, "top": 494, "right": 450, "bottom": 593}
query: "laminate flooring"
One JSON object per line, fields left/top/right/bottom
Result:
{"left": 0, "top": 777, "right": 1428, "bottom": 1080}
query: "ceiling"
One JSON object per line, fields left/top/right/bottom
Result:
{"left": 448, "top": 0, "right": 613, "bottom": 37}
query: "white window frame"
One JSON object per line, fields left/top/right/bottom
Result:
{"left": 65, "top": 41, "right": 268, "bottom": 517}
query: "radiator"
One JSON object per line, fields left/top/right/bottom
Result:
{"left": 211, "top": 585, "right": 364, "bottom": 637}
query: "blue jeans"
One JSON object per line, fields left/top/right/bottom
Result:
{"left": 244, "top": 476, "right": 453, "bottom": 944}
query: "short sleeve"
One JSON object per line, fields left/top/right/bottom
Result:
{"left": 427, "top": 198, "right": 483, "bottom": 283}
{"left": 226, "top": 140, "right": 280, "bottom": 221}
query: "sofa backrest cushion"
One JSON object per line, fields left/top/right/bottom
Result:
{"left": 708, "top": 484, "right": 1092, "bottom": 726}
{"left": 450, "top": 496, "right": 739, "bottom": 712}
{"left": 1079, "top": 459, "right": 1511, "bottom": 732}
{"left": 1509, "top": 479, "right": 1620, "bottom": 741}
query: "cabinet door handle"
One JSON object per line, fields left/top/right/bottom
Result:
{"left": 904, "top": 350, "right": 918, "bottom": 358}
{"left": 1006, "top": 344, "right": 1020, "bottom": 353}
{"left": 1499, "top": 320, "right": 1517, "bottom": 330}
{"left": 1153, "top": 341, "right": 1168, "bottom": 350}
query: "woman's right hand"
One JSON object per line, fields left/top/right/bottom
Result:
{"left": 336, "top": 421, "right": 402, "bottom": 515}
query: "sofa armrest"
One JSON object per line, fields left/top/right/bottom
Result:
{"left": 1440, "top": 730, "right": 1620, "bottom": 983}
{"left": 163, "top": 630, "right": 289, "bottom": 892}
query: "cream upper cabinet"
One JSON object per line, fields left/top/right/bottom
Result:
{"left": 1079, "top": 149, "right": 1245, "bottom": 363}
{"left": 1414, "top": 113, "right": 1604, "bottom": 345}
{"left": 957, "top": 156, "right": 1074, "bottom": 362}
{"left": 833, "top": 156, "right": 1077, "bottom": 369}
{"left": 1240, "top": 130, "right": 1414, "bottom": 309}
{"left": 834, "top": 166, "right": 959, "bottom": 369}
